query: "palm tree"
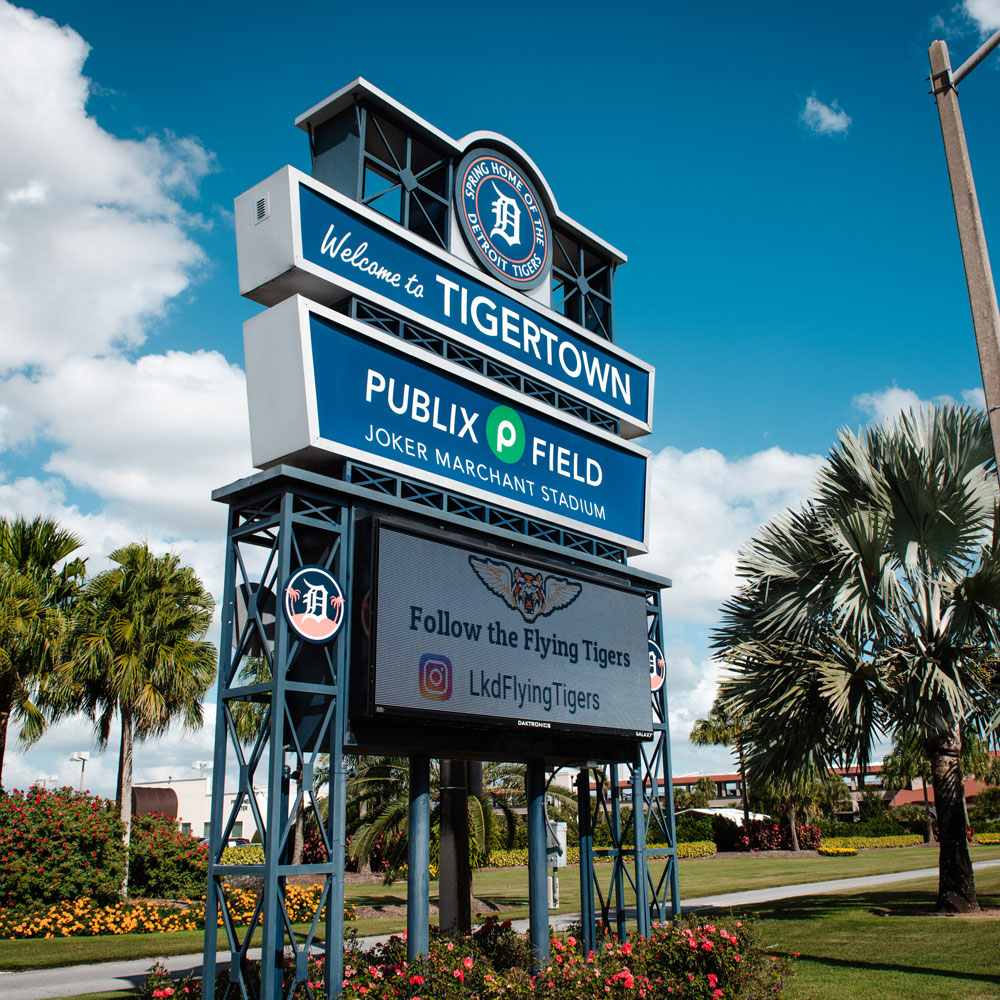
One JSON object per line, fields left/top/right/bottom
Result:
{"left": 66, "top": 544, "right": 216, "bottom": 845}
{"left": 715, "top": 405, "right": 1000, "bottom": 912}
{"left": 0, "top": 516, "right": 84, "bottom": 789}
{"left": 689, "top": 697, "right": 753, "bottom": 828}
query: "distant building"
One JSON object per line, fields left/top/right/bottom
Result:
{"left": 132, "top": 775, "right": 264, "bottom": 840}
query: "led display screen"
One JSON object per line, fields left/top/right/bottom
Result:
{"left": 368, "top": 524, "right": 653, "bottom": 739}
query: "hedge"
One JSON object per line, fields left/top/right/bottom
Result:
{"left": 822, "top": 834, "right": 923, "bottom": 850}
{"left": 818, "top": 846, "right": 858, "bottom": 857}
{"left": 974, "top": 832, "right": 1000, "bottom": 844}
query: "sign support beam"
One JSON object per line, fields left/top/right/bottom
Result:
{"left": 406, "top": 755, "right": 430, "bottom": 961}
{"left": 527, "top": 760, "right": 550, "bottom": 970}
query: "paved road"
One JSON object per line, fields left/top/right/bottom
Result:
{"left": 4, "top": 859, "right": 999, "bottom": 1000}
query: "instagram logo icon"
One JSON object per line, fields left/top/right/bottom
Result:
{"left": 418, "top": 654, "right": 453, "bottom": 701}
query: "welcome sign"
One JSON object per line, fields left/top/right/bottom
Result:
{"left": 244, "top": 296, "right": 650, "bottom": 551}
{"left": 235, "top": 167, "right": 653, "bottom": 437}
{"left": 370, "top": 523, "right": 653, "bottom": 737}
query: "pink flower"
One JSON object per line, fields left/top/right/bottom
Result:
{"left": 462, "top": 956, "right": 473, "bottom": 969}
{"left": 707, "top": 974, "right": 718, "bottom": 987}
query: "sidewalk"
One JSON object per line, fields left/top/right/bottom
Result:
{"left": 4, "top": 859, "right": 999, "bottom": 1000}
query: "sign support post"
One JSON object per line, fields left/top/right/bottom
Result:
{"left": 526, "top": 760, "right": 550, "bottom": 970}
{"left": 406, "top": 756, "right": 431, "bottom": 961}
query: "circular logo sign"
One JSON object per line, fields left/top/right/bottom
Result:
{"left": 455, "top": 150, "right": 551, "bottom": 290}
{"left": 648, "top": 640, "right": 666, "bottom": 693}
{"left": 486, "top": 405, "right": 526, "bottom": 463}
{"left": 282, "top": 565, "right": 346, "bottom": 644}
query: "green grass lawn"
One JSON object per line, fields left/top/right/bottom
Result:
{"left": 740, "top": 864, "right": 1000, "bottom": 1000}
{"left": 3, "top": 845, "right": 999, "bottom": 979}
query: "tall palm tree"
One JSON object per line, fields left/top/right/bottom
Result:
{"left": 715, "top": 405, "right": 1000, "bottom": 912}
{"left": 66, "top": 544, "right": 216, "bottom": 843}
{"left": 0, "top": 516, "right": 84, "bottom": 789}
{"left": 689, "top": 698, "right": 753, "bottom": 828}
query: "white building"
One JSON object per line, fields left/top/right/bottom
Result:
{"left": 132, "top": 775, "right": 264, "bottom": 841}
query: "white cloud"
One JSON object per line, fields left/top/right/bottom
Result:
{"left": 0, "top": 2, "right": 214, "bottom": 374}
{"left": 964, "top": 0, "right": 1000, "bottom": 32}
{"left": 2, "top": 350, "right": 250, "bottom": 540}
{"left": 634, "top": 445, "right": 824, "bottom": 624}
{"left": 852, "top": 384, "right": 985, "bottom": 423}
{"left": 800, "top": 95, "right": 852, "bottom": 136}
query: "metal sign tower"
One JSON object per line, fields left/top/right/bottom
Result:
{"left": 204, "top": 79, "right": 679, "bottom": 999}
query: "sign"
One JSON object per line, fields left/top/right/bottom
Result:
{"left": 235, "top": 168, "right": 653, "bottom": 437}
{"left": 282, "top": 566, "right": 345, "bottom": 643}
{"left": 244, "top": 296, "right": 650, "bottom": 552}
{"left": 648, "top": 639, "right": 665, "bottom": 693}
{"left": 454, "top": 149, "right": 551, "bottom": 290}
{"left": 368, "top": 524, "right": 653, "bottom": 738}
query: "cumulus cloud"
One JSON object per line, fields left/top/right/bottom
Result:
{"left": 852, "top": 384, "right": 985, "bottom": 423}
{"left": 2, "top": 350, "right": 250, "bottom": 540}
{"left": 0, "top": 2, "right": 215, "bottom": 373}
{"left": 633, "top": 445, "right": 824, "bottom": 624}
{"left": 964, "top": 0, "right": 1000, "bottom": 32}
{"left": 800, "top": 95, "right": 852, "bottom": 136}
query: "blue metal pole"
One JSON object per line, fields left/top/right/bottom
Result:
{"left": 407, "top": 755, "right": 430, "bottom": 962}
{"left": 609, "top": 764, "right": 626, "bottom": 941}
{"left": 202, "top": 510, "right": 238, "bottom": 994}
{"left": 526, "top": 760, "right": 550, "bottom": 971}
{"left": 632, "top": 759, "right": 650, "bottom": 937}
{"left": 576, "top": 768, "right": 595, "bottom": 956}
{"left": 657, "top": 683, "right": 681, "bottom": 917}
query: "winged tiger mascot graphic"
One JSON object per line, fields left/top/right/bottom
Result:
{"left": 468, "top": 555, "right": 582, "bottom": 623}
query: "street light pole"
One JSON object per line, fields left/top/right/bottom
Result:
{"left": 929, "top": 30, "right": 1000, "bottom": 462}
{"left": 70, "top": 752, "right": 89, "bottom": 792}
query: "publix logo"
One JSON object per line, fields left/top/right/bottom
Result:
{"left": 455, "top": 149, "right": 551, "bottom": 291}
{"left": 487, "top": 405, "right": 525, "bottom": 463}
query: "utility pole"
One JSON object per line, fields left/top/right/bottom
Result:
{"left": 929, "top": 30, "right": 1000, "bottom": 462}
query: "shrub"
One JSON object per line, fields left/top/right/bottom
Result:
{"left": 973, "top": 832, "right": 1000, "bottom": 844}
{"left": 674, "top": 813, "right": 713, "bottom": 843}
{"left": 0, "top": 786, "right": 126, "bottom": 906}
{"left": 220, "top": 844, "right": 265, "bottom": 865}
{"left": 135, "top": 913, "right": 789, "bottom": 999}
{"left": 735, "top": 822, "right": 821, "bottom": 851}
{"left": 818, "top": 846, "right": 858, "bottom": 857}
{"left": 0, "top": 884, "right": 357, "bottom": 940}
{"left": 822, "top": 835, "right": 923, "bottom": 850}
{"left": 128, "top": 812, "right": 208, "bottom": 899}
{"left": 677, "top": 840, "right": 716, "bottom": 858}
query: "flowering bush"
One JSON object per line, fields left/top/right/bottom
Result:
{"left": 128, "top": 813, "right": 208, "bottom": 899}
{"left": 974, "top": 832, "right": 1000, "bottom": 844}
{"left": 817, "top": 846, "right": 858, "bottom": 857}
{"left": 135, "top": 914, "right": 789, "bottom": 999}
{"left": 735, "top": 823, "right": 821, "bottom": 852}
{"left": 220, "top": 844, "right": 265, "bottom": 865}
{"left": 677, "top": 841, "right": 717, "bottom": 859}
{"left": 0, "top": 786, "right": 126, "bottom": 906}
{"left": 0, "top": 885, "right": 357, "bottom": 940}
{"left": 822, "top": 835, "right": 923, "bottom": 850}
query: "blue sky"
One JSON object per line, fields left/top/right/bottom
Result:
{"left": 2, "top": 0, "right": 999, "bottom": 796}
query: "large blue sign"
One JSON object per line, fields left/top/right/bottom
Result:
{"left": 306, "top": 312, "right": 648, "bottom": 547}
{"left": 296, "top": 185, "right": 650, "bottom": 427}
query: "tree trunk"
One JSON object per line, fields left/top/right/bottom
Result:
{"left": 0, "top": 683, "right": 13, "bottom": 793}
{"left": 922, "top": 780, "right": 933, "bottom": 844}
{"left": 787, "top": 802, "right": 800, "bottom": 852}
{"left": 736, "top": 742, "right": 751, "bottom": 830}
{"left": 117, "top": 709, "right": 134, "bottom": 897}
{"left": 292, "top": 800, "right": 306, "bottom": 866}
{"left": 927, "top": 727, "right": 978, "bottom": 913}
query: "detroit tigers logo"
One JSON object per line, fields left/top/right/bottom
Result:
{"left": 454, "top": 149, "right": 551, "bottom": 290}
{"left": 469, "top": 555, "right": 581, "bottom": 623}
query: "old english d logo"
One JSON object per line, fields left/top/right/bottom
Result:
{"left": 455, "top": 150, "right": 551, "bottom": 291}
{"left": 469, "top": 555, "right": 581, "bottom": 623}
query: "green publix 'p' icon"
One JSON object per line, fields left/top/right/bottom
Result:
{"left": 486, "top": 405, "right": 526, "bottom": 463}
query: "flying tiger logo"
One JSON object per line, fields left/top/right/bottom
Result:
{"left": 469, "top": 555, "right": 581, "bottom": 623}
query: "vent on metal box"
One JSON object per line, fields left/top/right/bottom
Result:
{"left": 255, "top": 194, "right": 269, "bottom": 224}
